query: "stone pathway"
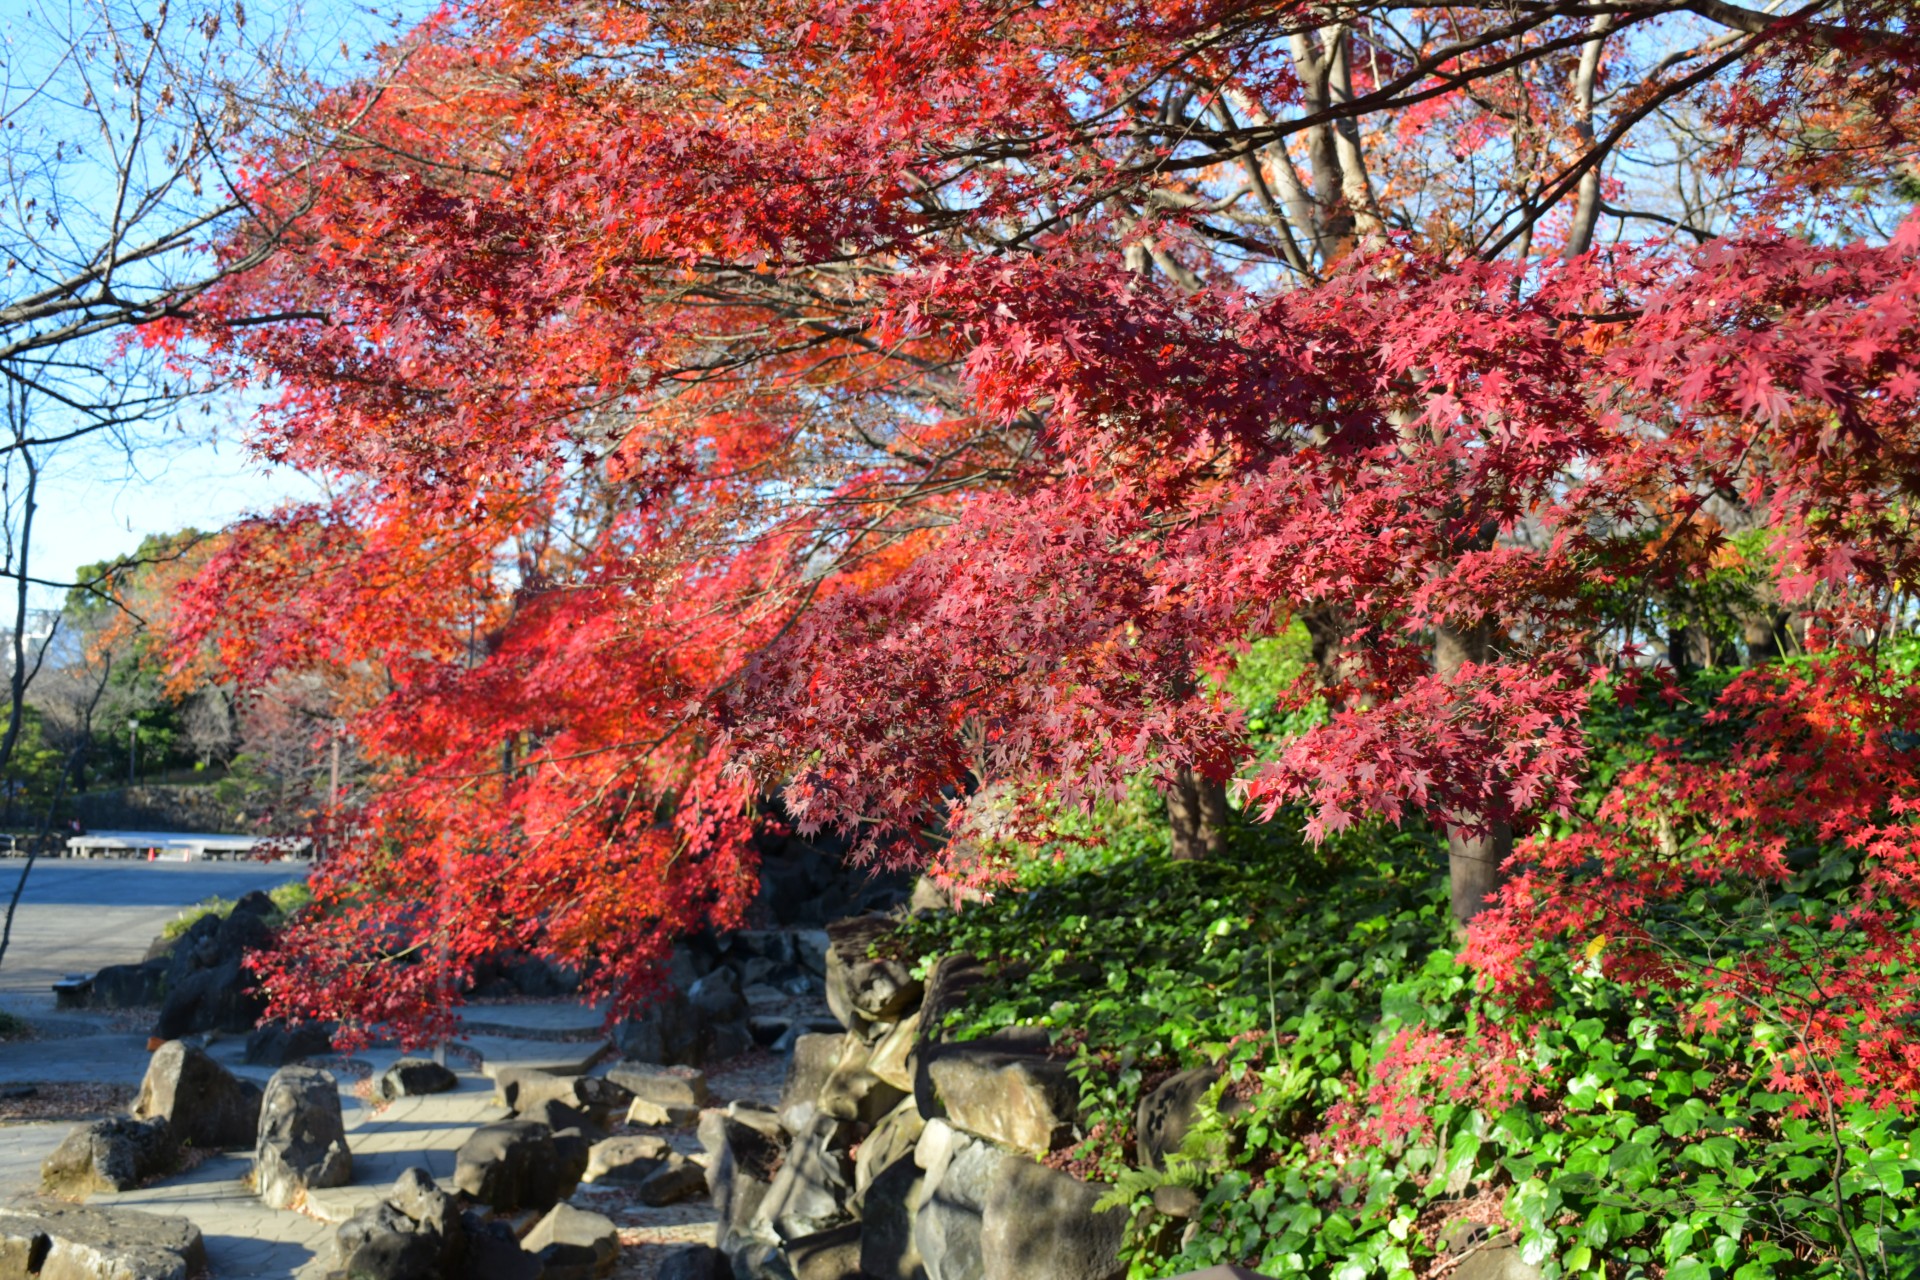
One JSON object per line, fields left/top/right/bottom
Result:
{"left": 0, "top": 1012, "right": 609, "bottom": 1279}
{"left": 0, "top": 1006, "right": 811, "bottom": 1278}
{"left": 100, "top": 1057, "right": 512, "bottom": 1279}
{"left": 0, "top": 892, "right": 829, "bottom": 1278}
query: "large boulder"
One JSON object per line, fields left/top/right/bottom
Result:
{"left": 638, "top": 1153, "right": 708, "bottom": 1207}
{"left": 915, "top": 955, "right": 988, "bottom": 1045}
{"left": 724, "top": 1100, "right": 788, "bottom": 1140}
{"left": 687, "top": 971, "right": 747, "bottom": 1024}
{"left": 785, "top": 1222, "right": 865, "bottom": 1280}
{"left": 617, "top": 987, "right": 700, "bottom": 1065}
{"left": 88, "top": 962, "right": 166, "bottom": 1009}
{"left": 387, "top": 1166, "right": 463, "bottom": 1242}
{"left": 378, "top": 1058, "right": 460, "bottom": 1100}
{"left": 778, "top": 1034, "right": 842, "bottom": 1135}
{"left": 41, "top": 1116, "right": 174, "bottom": 1195}
{"left": 493, "top": 1066, "right": 579, "bottom": 1112}
{"left": 817, "top": 1034, "right": 907, "bottom": 1126}
{"left": 754, "top": 1112, "right": 855, "bottom": 1242}
{"left": 496, "top": 1067, "right": 627, "bottom": 1129}
{"left": 524, "top": 1203, "right": 619, "bottom": 1280}
{"left": 153, "top": 956, "right": 264, "bottom": 1040}
{"left": 231, "top": 889, "right": 276, "bottom": 918}
{"left": 522, "top": 1096, "right": 607, "bottom": 1142}
{"left": 917, "top": 1034, "right": 1077, "bottom": 1157}
{"left": 698, "top": 1109, "right": 784, "bottom": 1258}
{"left": 793, "top": 930, "right": 830, "bottom": 978}
{"left": 254, "top": 1065, "right": 352, "bottom": 1210}
{"left": 0, "top": 1202, "right": 206, "bottom": 1280}
{"left": 909, "top": 876, "right": 951, "bottom": 916}
{"left": 913, "top": 1120, "right": 1010, "bottom": 1280}
{"left": 1135, "top": 1065, "right": 1222, "bottom": 1216}
{"left": 1135, "top": 1068, "right": 1218, "bottom": 1171}
{"left": 867, "top": 1013, "right": 920, "bottom": 1093}
{"left": 608, "top": 1061, "right": 709, "bottom": 1110}
{"left": 979, "top": 1157, "right": 1126, "bottom": 1280}
{"left": 823, "top": 916, "right": 920, "bottom": 1028}
{"left": 703, "top": 1018, "right": 756, "bottom": 1064}
{"left": 158, "top": 911, "right": 221, "bottom": 981}
{"left": 858, "top": 1156, "right": 925, "bottom": 1280}
{"left": 332, "top": 1171, "right": 535, "bottom": 1280}
{"left": 855, "top": 1099, "right": 926, "bottom": 1201}
{"left": 245, "top": 1020, "right": 336, "bottom": 1067}
{"left": 133, "top": 1040, "right": 263, "bottom": 1150}
{"left": 461, "top": 1215, "right": 545, "bottom": 1280}
{"left": 584, "top": 1133, "right": 672, "bottom": 1185}
{"left": 331, "top": 1200, "right": 445, "bottom": 1280}
{"left": 453, "top": 1120, "right": 587, "bottom": 1212}
{"left": 1452, "top": 1248, "right": 1545, "bottom": 1280}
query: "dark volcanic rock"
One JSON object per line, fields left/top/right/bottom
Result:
{"left": 41, "top": 1116, "right": 175, "bottom": 1195}
{"left": 453, "top": 1120, "right": 585, "bottom": 1213}
{"left": 245, "top": 1020, "right": 337, "bottom": 1067}
{"left": 254, "top": 1065, "right": 352, "bottom": 1209}
{"left": 524, "top": 1202, "right": 619, "bottom": 1280}
{"left": 133, "top": 1040, "right": 263, "bottom": 1150}
{"left": 378, "top": 1057, "right": 460, "bottom": 1099}
{"left": 88, "top": 962, "right": 166, "bottom": 1009}
{"left": 637, "top": 1153, "right": 707, "bottom": 1207}
{"left": 657, "top": 1244, "right": 732, "bottom": 1280}
{"left": 153, "top": 956, "right": 264, "bottom": 1040}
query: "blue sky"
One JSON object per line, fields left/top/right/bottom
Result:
{"left": 34, "top": 417, "right": 325, "bottom": 599}
{"left": 1, "top": 0, "right": 431, "bottom": 605}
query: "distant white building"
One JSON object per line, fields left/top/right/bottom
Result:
{"left": 0, "top": 608, "right": 65, "bottom": 683}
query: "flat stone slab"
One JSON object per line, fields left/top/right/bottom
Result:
{"left": 0, "top": 1199, "right": 207, "bottom": 1280}
{"left": 459, "top": 1002, "right": 609, "bottom": 1040}
{"left": 470, "top": 1035, "right": 611, "bottom": 1079}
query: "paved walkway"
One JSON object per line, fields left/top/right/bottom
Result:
{"left": 0, "top": 858, "right": 303, "bottom": 1012}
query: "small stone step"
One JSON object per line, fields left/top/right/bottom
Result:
{"left": 302, "top": 1184, "right": 387, "bottom": 1224}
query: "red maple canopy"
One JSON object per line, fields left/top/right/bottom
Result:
{"left": 169, "top": 0, "right": 1920, "bottom": 1052}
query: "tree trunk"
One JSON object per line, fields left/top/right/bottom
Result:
{"left": 1446, "top": 822, "right": 1511, "bottom": 926}
{"left": 1167, "top": 765, "right": 1229, "bottom": 861}
{"left": 1434, "top": 619, "right": 1511, "bottom": 926}
{"left": 1739, "top": 603, "right": 1795, "bottom": 665}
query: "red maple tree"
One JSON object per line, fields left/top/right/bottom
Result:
{"left": 163, "top": 0, "right": 1920, "bottom": 1065}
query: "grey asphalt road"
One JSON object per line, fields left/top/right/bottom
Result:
{"left": 0, "top": 857, "right": 306, "bottom": 1008}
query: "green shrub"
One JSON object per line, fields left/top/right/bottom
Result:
{"left": 159, "top": 879, "right": 311, "bottom": 942}
{"left": 160, "top": 897, "right": 232, "bottom": 942}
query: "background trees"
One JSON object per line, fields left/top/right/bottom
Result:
{"left": 170, "top": 0, "right": 1920, "bottom": 1040}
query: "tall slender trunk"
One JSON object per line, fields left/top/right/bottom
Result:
{"left": 0, "top": 746, "right": 80, "bottom": 977}
{"left": 1434, "top": 620, "right": 1511, "bottom": 925}
{"left": 1167, "top": 765, "right": 1229, "bottom": 861}
{"left": 1563, "top": 12, "right": 1615, "bottom": 259}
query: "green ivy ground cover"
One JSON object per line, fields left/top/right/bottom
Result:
{"left": 901, "top": 824, "right": 1920, "bottom": 1279}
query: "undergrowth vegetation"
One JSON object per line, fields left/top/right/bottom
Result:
{"left": 901, "top": 666, "right": 1920, "bottom": 1280}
